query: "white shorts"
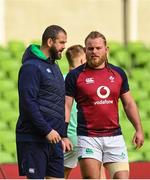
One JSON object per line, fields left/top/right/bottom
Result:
{"left": 78, "top": 135, "right": 128, "bottom": 164}
{"left": 64, "top": 146, "right": 78, "bottom": 168}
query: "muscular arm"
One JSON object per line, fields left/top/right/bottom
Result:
{"left": 121, "top": 91, "right": 144, "bottom": 149}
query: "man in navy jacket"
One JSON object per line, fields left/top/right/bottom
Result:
{"left": 16, "top": 25, "right": 67, "bottom": 179}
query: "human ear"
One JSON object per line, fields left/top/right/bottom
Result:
{"left": 47, "top": 38, "right": 53, "bottom": 47}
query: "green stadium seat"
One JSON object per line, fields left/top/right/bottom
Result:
{"left": 0, "top": 151, "right": 15, "bottom": 163}
{"left": 0, "top": 59, "right": 20, "bottom": 79}
{"left": 9, "top": 70, "right": 19, "bottom": 84}
{"left": 144, "top": 152, "right": 150, "bottom": 161}
{"left": 131, "top": 68, "right": 145, "bottom": 85}
{"left": 0, "top": 100, "right": 13, "bottom": 123}
{"left": 4, "top": 111, "right": 18, "bottom": 130}
{"left": 142, "top": 121, "right": 150, "bottom": 139}
{"left": 3, "top": 142, "right": 16, "bottom": 157}
{"left": 108, "top": 41, "right": 124, "bottom": 56}
{"left": 127, "top": 41, "right": 146, "bottom": 57}
{"left": 7, "top": 40, "right": 26, "bottom": 59}
{"left": 0, "top": 70, "right": 6, "bottom": 80}
{"left": 129, "top": 79, "right": 140, "bottom": 91}
{"left": 140, "top": 111, "right": 148, "bottom": 121}
{"left": 2, "top": 90, "right": 18, "bottom": 107}
{"left": 0, "top": 99, "right": 13, "bottom": 117}
{"left": 113, "top": 50, "right": 131, "bottom": 69}
{"left": 139, "top": 139, "right": 150, "bottom": 161}
{"left": 0, "top": 79, "right": 15, "bottom": 92}
{"left": 0, "top": 121, "right": 9, "bottom": 130}
{"left": 128, "top": 151, "right": 144, "bottom": 162}
{"left": 0, "top": 50, "right": 12, "bottom": 62}
{"left": 141, "top": 80, "right": 150, "bottom": 94}
{"left": 131, "top": 88, "right": 148, "bottom": 104}
{"left": 139, "top": 100, "right": 150, "bottom": 118}
{"left": 109, "top": 56, "right": 120, "bottom": 66}
{"left": 0, "top": 130, "right": 15, "bottom": 145}
{"left": 135, "top": 51, "right": 150, "bottom": 67}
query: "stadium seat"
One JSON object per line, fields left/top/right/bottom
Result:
{"left": 142, "top": 121, "right": 150, "bottom": 139}
{"left": 128, "top": 151, "right": 144, "bottom": 162}
{"left": 127, "top": 41, "right": 146, "bottom": 57}
{"left": 139, "top": 100, "right": 150, "bottom": 119}
{"left": 0, "top": 70, "right": 6, "bottom": 80}
{"left": 0, "top": 50, "right": 12, "bottom": 63}
{"left": 0, "top": 151, "right": 15, "bottom": 163}
{"left": 0, "top": 130, "right": 15, "bottom": 144}
{"left": 3, "top": 142, "right": 16, "bottom": 158}
{"left": 113, "top": 50, "right": 131, "bottom": 69}
{"left": 141, "top": 80, "right": 150, "bottom": 94}
{"left": 7, "top": 40, "right": 26, "bottom": 59}
{"left": 108, "top": 41, "right": 124, "bottom": 56}
{"left": 0, "top": 100, "right": 12, "bottom": 113}
{"left": 2, "top": 90, "right": 18, "bottom": 108}
{"left": 0, "top": 121, "right": 8, "bottom": 131}
{"left": 135, "top": 51, "right": 150, "bottom": 67}
{"left": 0, "top": 100, "right": 14, "bottom": 124}
{"left": 0, "top": 79, "right": 15, "bottom": 93}
{"left": 139, "top": 139, "right": 150, "bottom": 161}
{"left": 131, "top": 68, "right": 145, "bottom": 85}
{"left": 0, "top": 59, "right": 20, "bottom": 81}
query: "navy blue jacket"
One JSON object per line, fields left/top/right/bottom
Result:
{"left": 16, "top": 45, "right": 65, "bottom": 142}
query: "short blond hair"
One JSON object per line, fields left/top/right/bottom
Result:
{"left": 66, "top": 45, "right": 85, "bottom": 68}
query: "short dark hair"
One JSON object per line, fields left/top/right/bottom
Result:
{"left": 85, "top": 31, "right": 107, "bottom": 46}
{"left": 42, "top": 25, "right": 67, "bottom": 45}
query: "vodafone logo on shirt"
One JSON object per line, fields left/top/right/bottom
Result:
{"left": 97, "top": 86, "right": 110, "bottom": 99}
{"left": 94, "top": 86, "right": 113, "bottom": 105}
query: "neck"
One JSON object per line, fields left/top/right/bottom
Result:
{"left": 40, "top": 46, "right": 50, "bottom": 58}
{"left": 69, "top": 67, "right": 73, "bottom": 71}
{"left": 87, "top": 62, "right": 106, "bottom": 69}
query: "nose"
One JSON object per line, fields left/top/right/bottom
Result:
{"left": 92, "top": 48, "right": 97, "bottom": 54}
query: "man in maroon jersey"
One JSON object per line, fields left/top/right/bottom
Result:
{"left": 65, "top": 31, "right": 144, "bottom": 179}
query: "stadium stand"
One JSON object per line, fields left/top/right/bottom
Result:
{"left": 0, "top": 40, "right": 150, "bottom": 178}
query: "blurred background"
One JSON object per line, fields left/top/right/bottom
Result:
{"left": 0, "top": 0, "right": 150, "bottom": 178}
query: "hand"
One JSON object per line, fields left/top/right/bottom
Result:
{"left": 46, "top": 129, "right": 61, "bottom": 143}
{"left": 132, "top": 130, "right": 144, "bottom": 149}
{"left": 62, "top": 137, "right": 73, "bottom": 152}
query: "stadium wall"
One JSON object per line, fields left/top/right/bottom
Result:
{"left": 3, "top": 0, "right": 150, "bottom": 47}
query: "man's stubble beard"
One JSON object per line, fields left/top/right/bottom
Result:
{"left": 87, "top": 54, "right": 107, "bottom": 68}
{"left": 49, "top": 46, "right": 61, "bottom": 60}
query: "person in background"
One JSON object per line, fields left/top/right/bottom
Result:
{"left": 63, "top": 44, "right": 86, "bottom": 179}
{"left": 16, "top": 25, "right": 67, "bottom": 179}
{"left": 64, "top": 44, "right": 106, "bottom": 179}
{"left": 65, "top": 31, "right": 144, "bottom": 179}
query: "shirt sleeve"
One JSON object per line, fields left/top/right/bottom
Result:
{"left": 119, "top": 69, "right": 130, "bottom": 94}
{"left": 65, "top": 71, "right": 77, "bottom": 97}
